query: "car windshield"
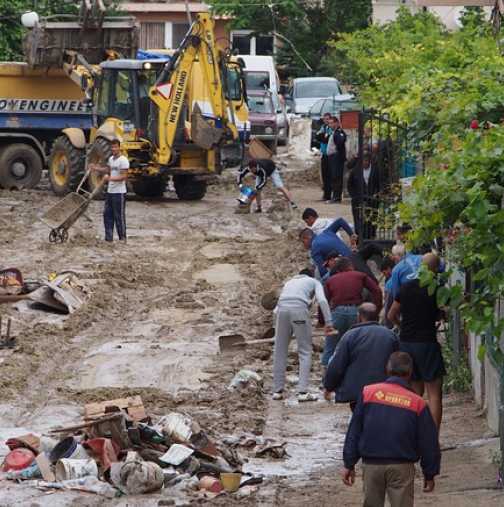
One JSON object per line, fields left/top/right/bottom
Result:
{"left": 248, "top": 96, "right": 273, "bottom": 114}
{"left": 245, "top": 71, "right": 270, "bottom": 91}
{"left": 295, "top": 80, "right": 341, "bottom": 98}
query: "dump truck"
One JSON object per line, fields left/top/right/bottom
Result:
{"left": 0, "top": 63, "right": 91, "bottom": 190}
{"left": 24, "top": 2, "right": 249, "bottom": 200}
{"left": 0, "top": 5, "right": 137, "bottom": 191}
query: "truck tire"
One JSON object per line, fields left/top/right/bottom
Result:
{"left": 87, "top": 137, "right": 112, "bottom": 200}
{"left": 132, "top": 177, "right": 167, "bottom": 198}
{"left": 173, "top": 175, "right": 207, "bottom": 201}
{"left": 0, "top": 144, "right": 43, "bottom": 190}
{"left": 48, "top": 136, "right": 85, "bottom": 196}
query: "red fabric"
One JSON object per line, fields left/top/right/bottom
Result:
{"left": 83, "top": 438, "right": 120, "bottom": 472}
{"left": 363, "top": 382, "right": 426, "bottom": 415}
{"left": 325, "top": 271, "right": 382, "bottom": 310}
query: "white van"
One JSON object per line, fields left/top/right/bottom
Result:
{"left": 238, "top": 55, "right": 280, "bottom": 96}
{"left": 238, "top": 55, "right": 288, "bottom": 144}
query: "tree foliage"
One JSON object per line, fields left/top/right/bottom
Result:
{"left": 208, "top": 0, "right": 372, "bottom": 75}
{"left": 324, "top": 8, "right": 504, "bottom": 361}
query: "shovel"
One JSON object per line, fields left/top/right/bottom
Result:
{"left": 218, "top": 334, "right": 246, "bottom": 353}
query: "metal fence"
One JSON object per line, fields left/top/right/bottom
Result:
{"left": 353, "top": 109, "right": 418, "bottom": 249}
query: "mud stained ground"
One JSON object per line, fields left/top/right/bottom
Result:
{"left": 0, "top": 158, "right": 502, "bottom": 506}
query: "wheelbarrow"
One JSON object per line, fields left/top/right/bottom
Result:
{"left": 40, "top": 170, "right": 105, "bottom": 243}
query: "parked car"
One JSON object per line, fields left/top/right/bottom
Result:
{"left": 247, "top": 90, "right": 278, "bottom": 153}
{"left": 309, "top": 96, "right": 359, "bottom": 147}
{"left": 239, "top": 55, "right": 287, "bottom": 145}
{"left": 285, "top": 77, "right": 353, "bottom": 116}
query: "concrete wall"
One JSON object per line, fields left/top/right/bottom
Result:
{"left": 484, "top": 354, "right": 502, "bottom": 434}
{"left": 468, "top": 299, "right": 504, "bottom": 435}
{"left": 373, "top": 0, "right": 492, "bottom": 28}
{"left": 469, "top": 332, "right": 484, "bottom": 407}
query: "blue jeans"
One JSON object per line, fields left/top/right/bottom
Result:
{"left": 321, "top": 305, "right": 358, "bottom": 366}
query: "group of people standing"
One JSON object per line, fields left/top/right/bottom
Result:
{"left": 272, "top": 214, "right": 444, "bottom": 506}
{"left": 317, "top": 114, "right": 382, "bottom": 239}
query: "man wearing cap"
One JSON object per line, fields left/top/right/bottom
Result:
{"left": 237, "top": 158, "right": 297, "bottom": 213}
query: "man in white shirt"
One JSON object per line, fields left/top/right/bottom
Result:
{"left": 272, "top": 268, "right": 335, "bottom": 402}
{"left": 90, "top": 139, "right": 129, "bottom": 242}
{"left": 302, "top": 208, "right": 355, "bottom": 243}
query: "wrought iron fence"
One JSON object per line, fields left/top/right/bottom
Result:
{"left": 353, "top": 109, "right": 419, "bottom": 249}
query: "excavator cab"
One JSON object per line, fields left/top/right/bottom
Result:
{"left": 96, "top": 59, "right": 165, "bottom": 140}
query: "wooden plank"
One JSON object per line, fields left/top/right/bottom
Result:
{"left": 84, "top": 396, "right": 146, "bottom": 422}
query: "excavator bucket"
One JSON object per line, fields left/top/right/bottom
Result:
{"left": 23, "top": 17, "right": 139, "bottom": 68}
{"left": 191, "top": 103, "right": 223, "bottom": 150}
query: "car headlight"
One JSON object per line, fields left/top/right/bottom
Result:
{"left": 279, "top": 128, "right": 285, "bottom": 136}
{"left": 265, "top": 127, "right": 273, "bottom": 134}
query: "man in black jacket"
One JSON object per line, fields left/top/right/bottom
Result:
{"left": 323, "top": 303, "right": 398, "bottom": 410}
{"left": 342, "top": 351, "right": 440, "bottom": 507}
{"left": 347, "top": 153, "right": 380, "bottom": 238}
{"left": 238, "top": 158, "right": 297, "bottom": 212}
{"left": 327, "top": 117, "right": 347, "bottom": 202}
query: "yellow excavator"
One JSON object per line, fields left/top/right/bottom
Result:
{"left": 25, "top": 1, "right": 248, "bottom": 199}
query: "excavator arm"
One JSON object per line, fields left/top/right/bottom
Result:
{"left": 148, "top": 13, "right": 235, "bottom": 166}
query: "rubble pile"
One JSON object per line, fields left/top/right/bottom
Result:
{"left": 0, "top": 396, "right": 264, "bottom": 500}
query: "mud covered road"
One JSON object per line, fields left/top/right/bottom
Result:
{"left": 0, "top": 160, "right": 501, "bottom": 506}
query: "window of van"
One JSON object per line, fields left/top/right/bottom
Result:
{"left": 245, "top": 71, "right": 270, "bottom": 91}
{"left": 295, "top": 80, "right": 341, "bottom": 99}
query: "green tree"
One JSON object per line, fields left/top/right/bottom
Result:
{"left": 208, "top": 0, "right": 372, "bottom": 76}
{"left": 322, "top": 8, "right": 504, "bottom": 366}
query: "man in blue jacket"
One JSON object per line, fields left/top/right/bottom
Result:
{"left": 342, "top": 351, "right": 440, "bottom": 507}
{"left": 299, "top": 218, "right": 357, "bottom": 278}
{"left": 323, "top": 303, "right": 398, "bottom": 410}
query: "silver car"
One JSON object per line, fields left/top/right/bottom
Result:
{"left": 285, "top": 77, "right": 353, "bottom": 116}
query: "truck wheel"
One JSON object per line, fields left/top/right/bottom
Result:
{"left": 0, "top": 144, "right": 43, "bottom": 190}
{"left": 87, "top": 138, "right": 112, "bottom": 199}
{"left": 132, "top": 177, "right": 167, "bottom": 198}
{"left": 48, "top": 136, "right": 85, "bottom": 196}
{"left": 173, "top": 175, "right": 207, "bottom": 201}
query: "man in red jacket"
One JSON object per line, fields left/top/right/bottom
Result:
{"left": 342, "top": 351, "right": 440, "bottom": 507}
{"left": 322, "top": 257, "right": 382, "bottom": 366}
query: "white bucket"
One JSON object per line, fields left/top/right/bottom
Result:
{"left": 55, "top": 458, "right": 98, "bottom": 481}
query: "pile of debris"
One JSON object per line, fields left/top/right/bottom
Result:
{"left": 0, "top": 396, "right": 263, "bottom": 499}
{"left": 0, "top": 268, "right": 88, "bottom": 314}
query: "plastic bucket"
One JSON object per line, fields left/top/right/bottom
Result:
{"left": 238, "top": 186, "right": 256, "bottom": 205}
{"left": 50, "top": 437, "right": 89, "bottom": 463}
{"left": 220, "top": 472, "right": 242, "bottom": 492}
{"left": 55, "top": 458, "right": 98, "bottom": 481}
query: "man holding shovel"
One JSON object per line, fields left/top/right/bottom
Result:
{"left": 272, "top": 268, "right": 334, "bottom": 402}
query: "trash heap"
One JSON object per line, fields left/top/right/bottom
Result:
{"left": 0, "top": 396, "right": 263, "bottom": 499}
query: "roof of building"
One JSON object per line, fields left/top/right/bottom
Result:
{"left": 121, "top": 2, "right": 210, "bottom": 13}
